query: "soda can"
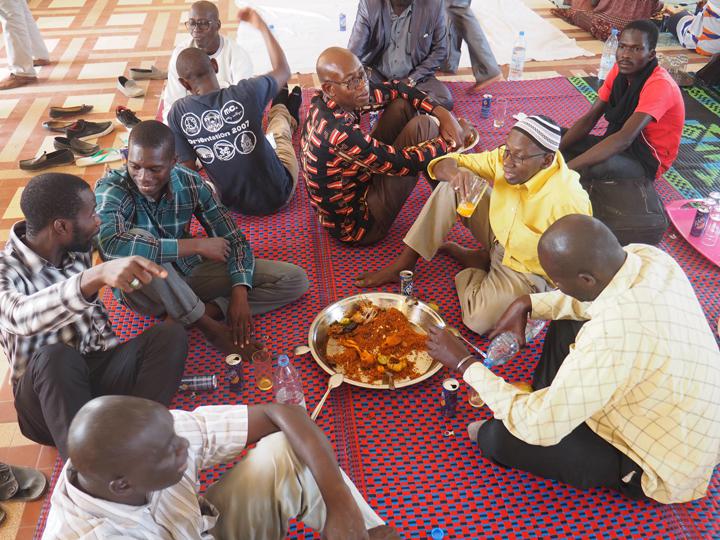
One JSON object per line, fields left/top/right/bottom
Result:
{"left": 179, "top": 375, "right": 218, "bottom": 392}
{"left": 225, "top": 354, "right": 243, "bottom": 393}
{"left": 369, "top": 110, "right": 379, "bottom": 131}
{"left": 690, "top": 200, "right": 710, "bottom": 237}
{"left": 441, "top": 378, "right": 460, "bottom": 418}
{"left": 399, "top": 270, "right": 414, "bottom": 296}
{"left": 480, "top": 94, "right": 492, "bottom": 119}
{"left": 339, "top": 12, "right": 346, "bottom": 32}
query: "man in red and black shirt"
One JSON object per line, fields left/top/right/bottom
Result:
{"left": 560, "top": 19, "right": 685, "bottom": 182}
{"left": 301, "top": 47, "right": 465, "bottom": 245}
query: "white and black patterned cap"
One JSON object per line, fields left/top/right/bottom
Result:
{"left": 512, "top": 115, "right": 561, "bottom": 153}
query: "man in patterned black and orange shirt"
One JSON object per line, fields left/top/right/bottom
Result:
{"left": 301, "top": 46, "right": 467, "bottom": 245}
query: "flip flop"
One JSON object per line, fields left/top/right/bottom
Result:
{"left": 0, "top": 463, "right": 47, "bottom": 502}
{"left": 75, "top": 148, "right": 123, "bottom": 167}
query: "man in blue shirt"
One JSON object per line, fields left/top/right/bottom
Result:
{"left": 168, "top": 7, "right": 300, "bottom": 216}
{"left": 95, "top": 120, "right": 308, "bottom": 356}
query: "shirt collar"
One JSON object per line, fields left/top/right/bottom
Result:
{"left": 7, "top": 221, "right": 78, "bottom": 272}
{"left": 320, "top": 93, "right": 357, "bottom": 123}
{"left": 387, "top": 0, "right": 412, "bottom": 19}
{"left": 587, "top": 249, "right": 641, "bottom": 316}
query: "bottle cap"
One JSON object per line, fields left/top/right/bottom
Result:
{"left": 519, "top": 30, "right": 525, "bottom": 36}
{"left": 611, "top": 28, "right": 619, "bottom": 35}
{"left": 431, "top": 528, "right": 445, "bottom": 540}
{"left": 277, "top": 354, "right": 290, "bottom": 367}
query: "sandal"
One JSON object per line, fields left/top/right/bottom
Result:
{"left": 0, "top": 463, "right": 47, "bottom": 502}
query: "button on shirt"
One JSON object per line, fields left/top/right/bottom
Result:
{"left": 43, "top": 405, "right": 250, "bottom": 539}
{"left": 0, "top": 222, "right": 118, "bottom": 383}
{"left": 464, "top": 245, "right": 720, "bottom": 503}
{"left": 95, "top": 165, "right": 254, "bottom": 293}
{"left": 428, "top": 148, "right": 592, "bottom": 281}
{"left": 378, "top": 2, "right": 414, "bottom": 80}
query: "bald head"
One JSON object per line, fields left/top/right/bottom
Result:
{"left": 538, "top": 215, "right": 626, "bottom": 301}
{"left": 316, "top": 47, "right": 369, "bottom": 110}
{"left": 177, "top": 47, "right": 213, "bottom": 80}
{"left": 316, "top": 47, "right": 361, "bottom": 83}
{"left": 190, "top": 0, "right": 219, "bottom": 19}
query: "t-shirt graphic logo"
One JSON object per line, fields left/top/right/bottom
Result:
{"left": 234, "top": 131, "right": 257, "bottom": 155}
{"left": 181, "top": 112, "right": 201, "bottom": 137}
{"left": 195, "top": 145, "right": 214, "bottom": 164}
{"left": 214, "top": 140, "right": 236, "bottom": 161}
{"left": 221, "top": 100, "right": 244, "bottom": 124}
{"left": 202, "top": 110, "right": 224, "bottom": 133}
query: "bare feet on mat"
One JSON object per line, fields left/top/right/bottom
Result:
{"left": 368, "top": 525, "right": 402, "bottom": 540}
{"left": 439, "top": 241, "right": 490, "bottom": 270}
{"left": 354, "top": 249, "right": 419, "bottom": 288}
{"left": 468, "top": 73, "right": 503, "bottom": 93}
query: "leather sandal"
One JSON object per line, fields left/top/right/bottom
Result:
{"left": 0, "top": 463, "right": 47, "bottom": 502}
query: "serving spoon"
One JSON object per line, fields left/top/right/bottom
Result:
{"left": 293, "top": 344, "right": 311, "bottom": 356}
{"left": 445, "top": 326, "right": 487, "bottom": 359}
{"left": 311, "top": 372, "right": 345, "bottom": 421}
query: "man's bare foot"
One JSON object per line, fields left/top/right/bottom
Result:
{"left": 204, "top": 301, "right": 224, "bottom": 321}
{"left": 197, "top": 317, "right": 239, "bottom": 355}
{"left": 439, "top": 241, "right": 490, "bottom": 270}
{"left": 354, "top": 248, "right": 419, "bottom": 288}
{"left": 468, "top": 73, "right": 503, "bottom": 93}
{"left": 0, "top": 74, "right": 37, "bottom": 90}
{"left": 368, "top": 525, "right": 402, "bottom": 540}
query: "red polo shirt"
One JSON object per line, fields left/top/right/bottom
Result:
{"left": 598, "top": 64, "right": 685, "bottom": 177}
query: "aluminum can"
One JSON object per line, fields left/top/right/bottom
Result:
{"left": 339, "top": 12, "right": 346, "bottom": 31}
{"left": 369, "top": 110, "right": 379, "bottom": 131}
{"left": 441, "top": 378, "right": 460, "bottom": 418}
{"left": 225, "top": 354, "right": 243, "bottom": 393}
{"left": 399, "top": 270, "right": 414, "bottom": 296}
{"left": 481, "top": 94, "right": 492, "bottom": 119}
{"left": 690, "top": 199, "right": 712, "bottom": 237}
{"left": 179, "top": 375, "right": 218, "bottom": 392}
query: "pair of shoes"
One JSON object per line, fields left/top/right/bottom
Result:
{"left": 75, "top": 148, "right": 123, "bottom": 167}
{"left": 53, "top": 136, "right": 100, "bottom": 156}
{"left": 117, "top": 76, "right": 144, "bottom": 98}
{"left": 272, "top": 85, "right": 302, "bottom": 128}
{"left": 115, "top": 105, "right": 141, "bottom": 130}
{"left": 49, "top": 104, "right": 93, "bottom": 119}
{"left": 66, "top": 119, "right": 114, "bottom": 140}
{"left": 129, "top": 66, "right": 167, "bottom": 80}
{"left": 19, "top": 149, "right": 74, "bottom": 171}
{"left": 0, "top": 74, "right": 37, "bottom": 90}
{"left": 0, "top": 463, "right": 47, "bottom": 502}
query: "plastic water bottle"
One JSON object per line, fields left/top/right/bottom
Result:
{"left": 597, "top": 28, "right": 619, "bottom": 82}
{"left": 508, "top": 31, "right": 527, "bottom": 81}
{"left": 274, "top": 355, "right": 307, "bottom": 408}
{"left": 484, "top": 319, "right": 546, "bottom": 368}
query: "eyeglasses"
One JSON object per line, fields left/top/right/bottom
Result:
{"left": 184, "top": 19, "right": 217, "bottom": 32}
{"left": 502, "top": 146, "right": 548, "bottom": 165}
{"left": 324, "top": 71, "right": 368, "bottom": 90}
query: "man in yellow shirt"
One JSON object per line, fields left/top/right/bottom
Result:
{"left": 356, "top": 115, "right": 592, "bottom": 335}
{"left": 428, "top": 215, "right": 720, "bottom": 503}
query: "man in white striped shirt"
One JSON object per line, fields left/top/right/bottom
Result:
{"left": 43, "top": 396, "right": 399, "bottom": 540}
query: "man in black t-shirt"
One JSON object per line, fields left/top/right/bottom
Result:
{"left": 168, "top": 7, "right": 300, "bottom": 216}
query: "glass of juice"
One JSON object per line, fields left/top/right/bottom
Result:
{"left": 252, "top": 349, "right": 274, "bottom": 391}
{"left": 456, "top": 175, "right": 489, "bottom": 218}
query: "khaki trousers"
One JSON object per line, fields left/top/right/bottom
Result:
{"left": 267, "top": 104, "right": 299, "bottom": 202}
{"left": 205, "top": 433, "right": 385, "bottom": 540}
{"left": 403, "top": 181, "right": 550, "bottom": 334}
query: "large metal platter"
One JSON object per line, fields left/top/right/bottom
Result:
{"left": 307, "top": 293, "right": 446, "bottom": 389}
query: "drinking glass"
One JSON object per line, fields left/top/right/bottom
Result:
{"left": 456, "top": 175, "right": 489, "bottom": 218}
{"left": 252, "top": 349, "right": 274, "bottom": 391}
{"left": 493, "top": 97, "right": 508, "bottom": 128}
{"left": 468, "top": 387, "right": 484, "bottom": 408}
{"left": 701, "top": 210, "right": 720, "bottom": 247}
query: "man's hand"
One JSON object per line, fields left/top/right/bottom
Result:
{"left": 433, "top": 106, "right": 464, "bottom": 149}
{"left": 488, "top": 295, "right": 533, "bottom": 347}
{"left": 427, "top": 326, "right": 472, "bottom": 372}
{"left": 322, "top": 497, "right": 370, "bottom": 540}
{"left": 99, "top": 256, "right": 167, "bottom": 293}
{"left": 228, "top": 285, "right": 253, "bottom": 346}
{"left": 237, "top": 6, "right": 266, "bottom": 29}
{"left": 195, "top": 237, "right": 230, "bottom": 263}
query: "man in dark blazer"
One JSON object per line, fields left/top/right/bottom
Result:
{"left": 348, "top": 0, "right": 453, "bottom": 110}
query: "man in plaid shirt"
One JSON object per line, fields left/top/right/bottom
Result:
{"left": 301, "top": 47, "right": 467, "bottom": 245}
{"left": 96, "top": 121, "right": 308, "bottom": 355}
{"left": 0, "top": 173, "right": 187, "bottom": 459}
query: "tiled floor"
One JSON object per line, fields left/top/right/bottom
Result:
{"left": 0, "top": 0, "right": 709, "bottom": 537}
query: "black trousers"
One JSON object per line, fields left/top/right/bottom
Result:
{"left": 476, "top": 320, "right": 647, "bottom": 499}
{"left": 563, "top": 134, "right": 646, "bottom": 184}
{"left": 12, "top": 321, "right": 188, "bottom": 459}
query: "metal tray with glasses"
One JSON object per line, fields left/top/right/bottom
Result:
{"left": 307, "top": 292, "right": 446, "bottom": 389}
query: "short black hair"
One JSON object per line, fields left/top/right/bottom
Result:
{"left": 623, "top": 19, "right": 659, "bottom": 51}
{"left": 128, "top": 120, "right": 175, "bottom": 157}
{"left": 21, "top": 173, "right": 91, "bottom": 236}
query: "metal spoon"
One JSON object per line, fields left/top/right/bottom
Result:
{"left": 384, "top": 371, "right": 396, "bottom": 391}
{"left": 446, "top": 326, "right": 487, "bottom": 359}
{"left": 293, "top": 344, "right": 311, "bottom": 356}
{"left": 311, "top": 373, "right": 344, "bottom": 421}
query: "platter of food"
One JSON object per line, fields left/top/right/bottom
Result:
{"left": 307, "top": 293, "right": 446, "bottom": 389}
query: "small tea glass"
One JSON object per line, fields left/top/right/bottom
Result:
{"left": 493, "top": 97, "right": 508, "bottom": 128}
{"left": 252, "top": 349, "right": 274, "bottom": 392}
{"left": 456, "top": 175, "right": 489, "bottom": 218}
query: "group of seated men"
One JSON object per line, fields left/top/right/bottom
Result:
{"left": 0, "top": 3, "right": 717, "bottom": 538}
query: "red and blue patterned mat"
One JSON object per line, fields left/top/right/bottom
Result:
{"left": 35, "top": 79, "right": 719, "bottom": 539}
